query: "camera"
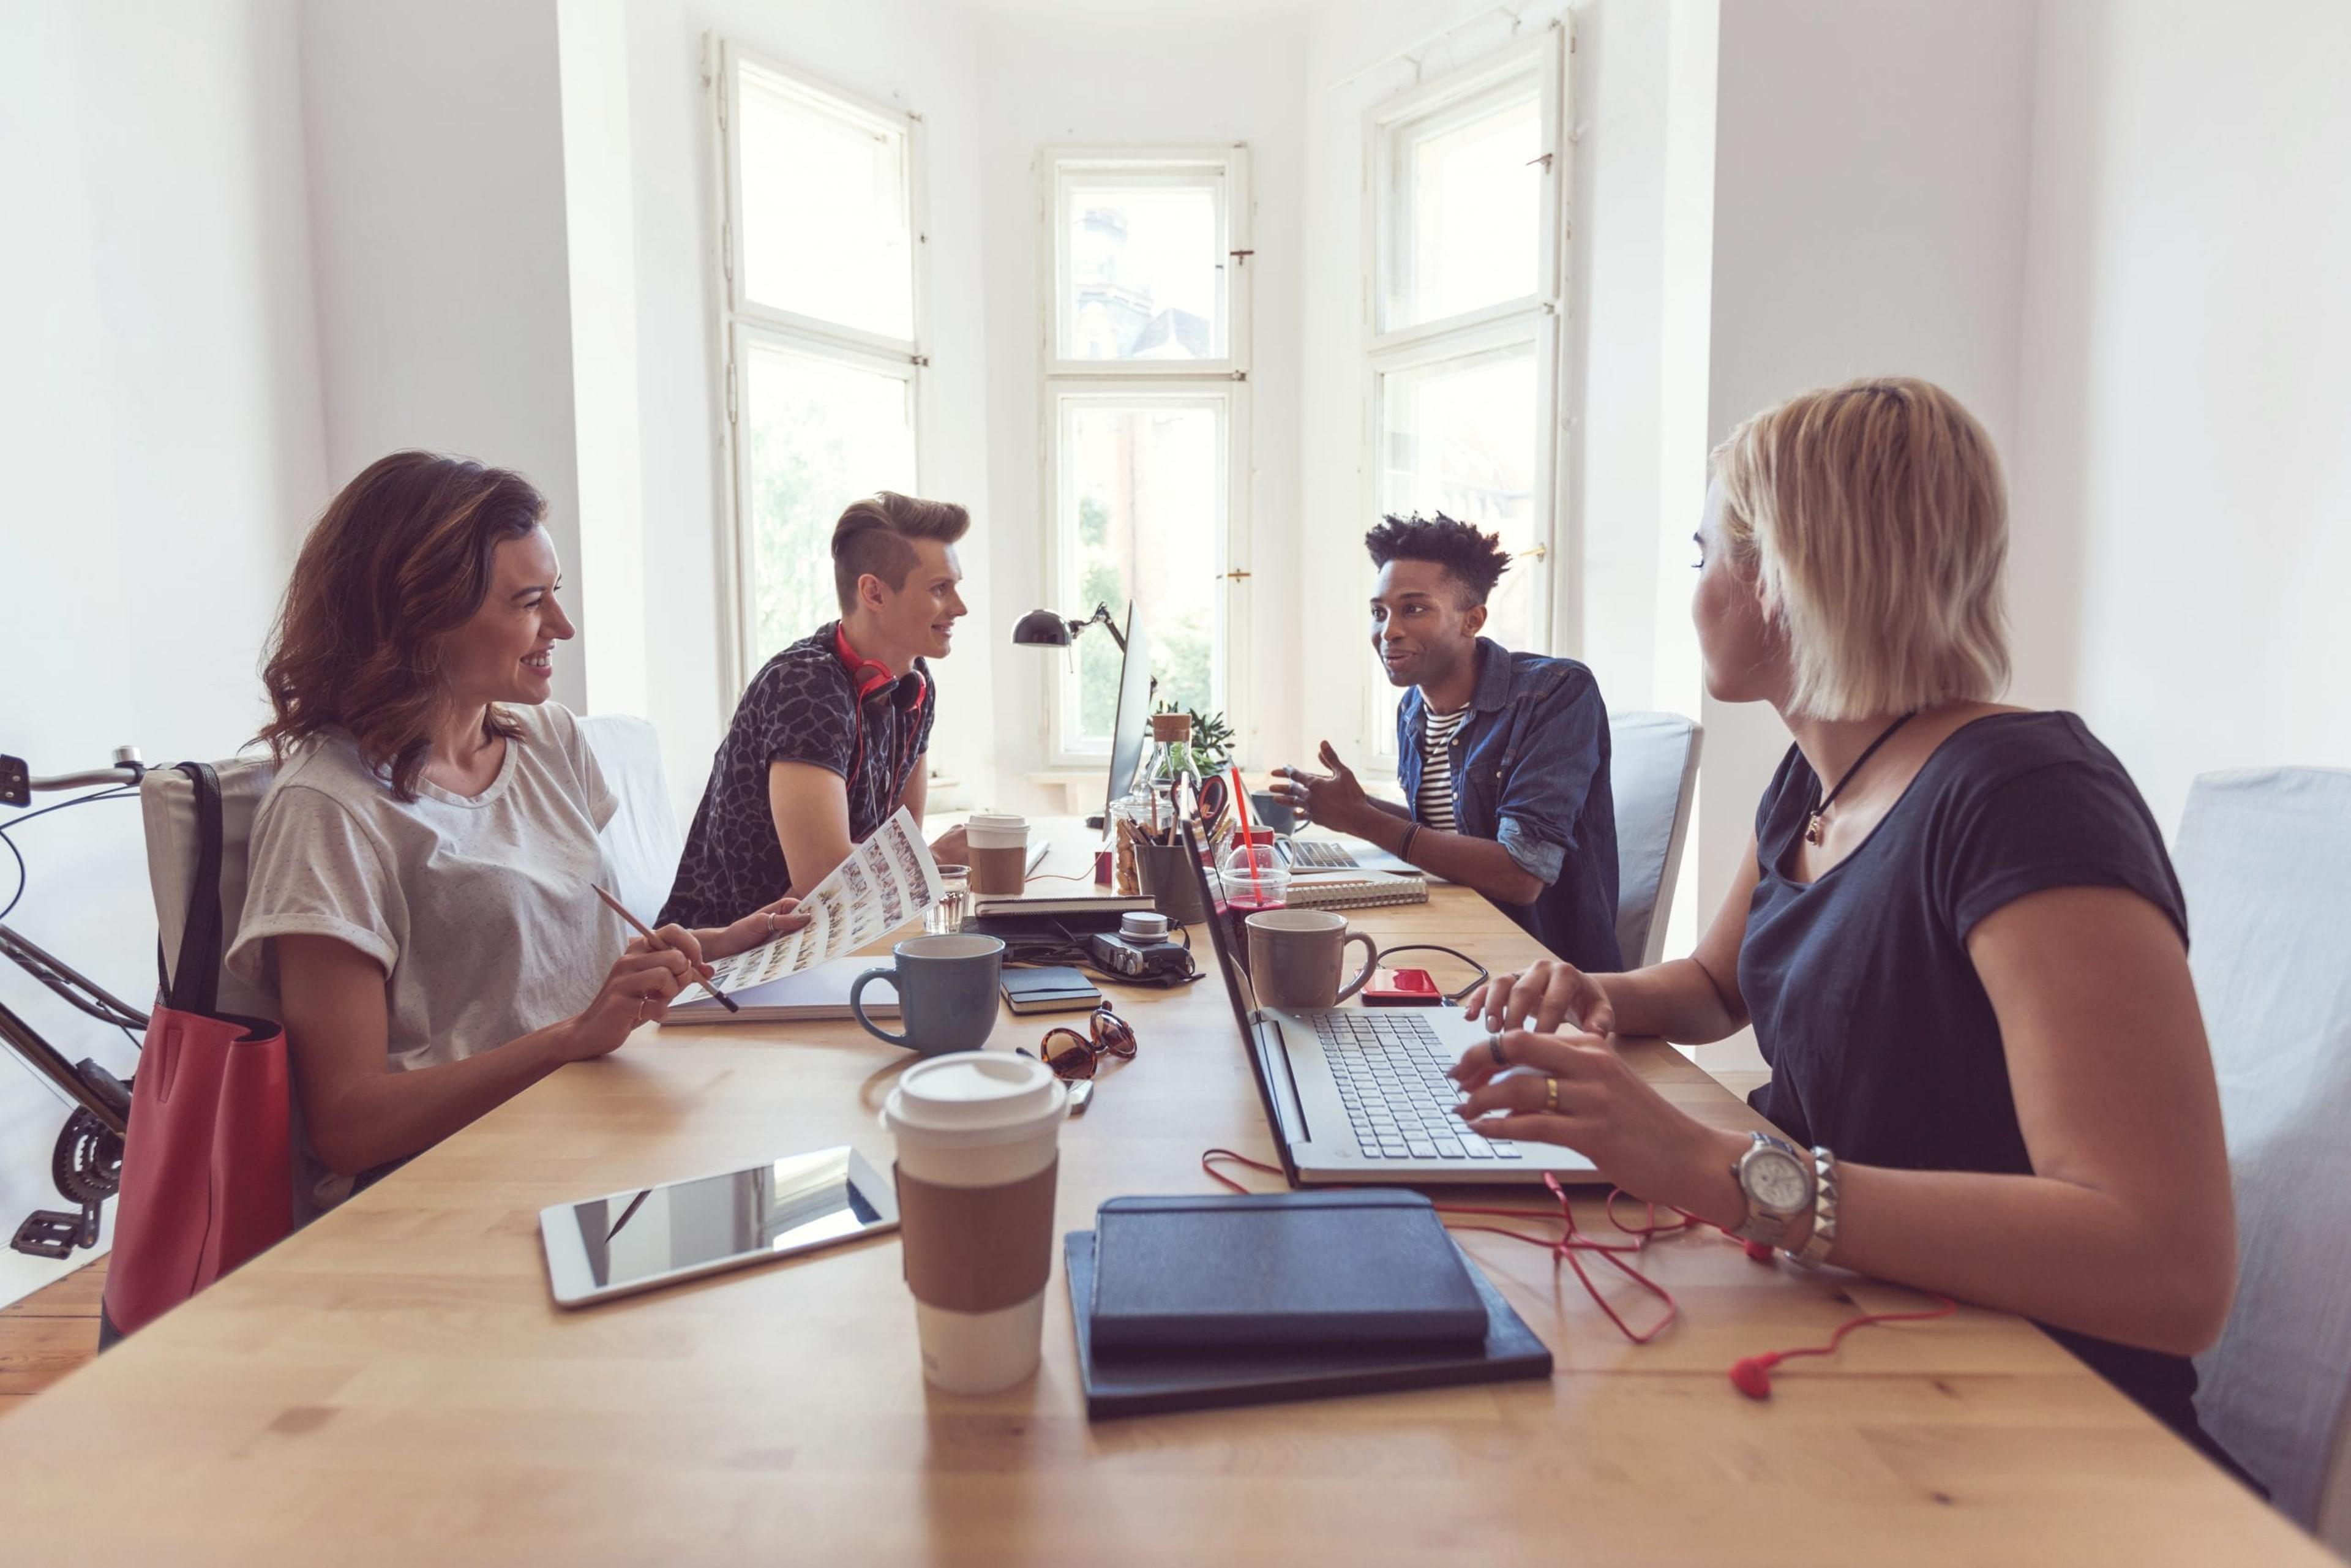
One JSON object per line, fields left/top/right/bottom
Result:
{"left": 1087, "top": 912, "right": 1194, "bottom": 981}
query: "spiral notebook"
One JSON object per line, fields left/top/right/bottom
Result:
{"left": 1282, "top": 871, "right": 1428, "bottom": 911}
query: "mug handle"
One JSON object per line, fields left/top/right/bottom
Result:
{"left": 850, "top": 967, "right": 911, "bottom": 1048}
{"left": 1333, "top": 932, "right": 1381, "bottom": 1004}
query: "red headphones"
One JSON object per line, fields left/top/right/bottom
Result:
{"left": 832, "top": 623, "right": 929, "bottom": 792}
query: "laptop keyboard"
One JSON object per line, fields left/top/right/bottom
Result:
{"left": 1311, "top": 1011, "right": 1521, "bottom": 1162}
{"left": 1282, "top": 839, "right": 1358, "bottom": 869}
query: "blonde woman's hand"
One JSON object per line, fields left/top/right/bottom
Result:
{"left": 1447, "top": 1029, "right": 1742, "bottom": 1221}
{"left": 1460, "top": 959, "right": 1617, "bottom": 1038}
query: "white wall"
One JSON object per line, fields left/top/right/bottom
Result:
{"left": 299, "top": 0, "right": 592, "bottom": 711}
{"left": 1695, "top": 0, "right": 2040, "bottom": 1067}
{"left": 0, "top": 0, "right": 327, "bottom": 1304}
{"left": 972, "top": 8, "right": 1310, "bottom": 804}
{"left": 621, "top": 0, "right": 999, "bottom": 814}
{"left": 2014, "top": 0, "right": 2351, "bottom": 833}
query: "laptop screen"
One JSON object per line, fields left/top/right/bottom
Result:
{"left": 1179, "top": 820, "right": 1297, "bottom": 1180}
{"left": 1101, "top": 601, "right": 1150, "bottom": 824}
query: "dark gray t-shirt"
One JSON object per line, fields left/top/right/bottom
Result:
{"left": 1738, "top": 711, "right": 2252, "bottom": 1479}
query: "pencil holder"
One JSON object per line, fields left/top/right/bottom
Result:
{"left": 1134, "top": 843, "right": 1210, "bottom": 926}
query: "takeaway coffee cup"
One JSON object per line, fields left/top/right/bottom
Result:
{"left": 966, "top": 812, "right": 1030, "bottom": 896}
{"left": 1245, "top": 908, "right": 1379, "bottom": 1010}
{"left": 850, "top": 934, "right": 1005, "bottom": 1055}
{"left": 882, "top": 1052, "right": 1068, "bottom": 1393}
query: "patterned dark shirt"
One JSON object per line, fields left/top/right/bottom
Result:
{"left": 659, "top": 623, "right": 934, "bottom": 929}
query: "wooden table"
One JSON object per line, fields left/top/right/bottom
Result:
{"left": 0, "top": 834, "right": 2320, "bottom": 1566}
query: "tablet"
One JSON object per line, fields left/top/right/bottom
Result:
{"left": 539, "top": 1145, "right": 898, "bottom": 1308}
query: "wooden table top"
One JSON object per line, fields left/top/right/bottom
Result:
{"left": 0, "top": 830, "right": 2316, "bottom": 1565}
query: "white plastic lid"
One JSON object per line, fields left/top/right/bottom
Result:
{"left": 882, "top": 1052, "right": 1067, "bottom": 1147}
{"left": 966, "top": 811, "right": 1029, "bottom": 848}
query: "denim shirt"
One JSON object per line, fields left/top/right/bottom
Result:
{"left": 1397, "top": 639, "right": 1622, "bottom": 971}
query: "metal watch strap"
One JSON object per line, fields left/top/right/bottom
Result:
{"left": 1729, "top": 1131, "right": 1809, "bottom": 1248}
{"left": 1788, "top": 1146, "right": 1840, "bottom": 1268}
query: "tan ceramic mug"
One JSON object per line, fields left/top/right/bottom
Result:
{"left": 1244, "top": 909, "right": 1378, "bottom": 1010}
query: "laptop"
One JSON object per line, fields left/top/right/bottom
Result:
{"left": 1179, "top": 819, "right": 1597, "bottom": 1186}
{"left": 1274, "top": 833, "right": 1423, "bottom": 877}
{"left": 1091, "top": 601, "right": 1151, "bottom": 831}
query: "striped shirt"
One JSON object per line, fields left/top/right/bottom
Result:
{"left": 1415, "top": 705, "right": 1471, "bottom": 831}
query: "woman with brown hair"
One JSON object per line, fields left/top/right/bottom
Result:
{"left": 1444, "top": 378, "right": 2252, "bottom": 1479}
{"left": 229, "top": 452, "right": 803, "bottom": 1207}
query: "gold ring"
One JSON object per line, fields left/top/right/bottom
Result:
{"left": 1543, "top": 1076, "right": 1559, "bottom": 1113}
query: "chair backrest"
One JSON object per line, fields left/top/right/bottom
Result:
{"left": 1608, "top": 711, "right": 1702, "bottom": 968}
{"left": 140, "top": 757, "right": 279, "bottom": 1023}
{"left": 2176, "top": 767, "right": 2351, "bottom": 1544}
{"left": 577, "top": 713, "right": 683, "bottom": 926}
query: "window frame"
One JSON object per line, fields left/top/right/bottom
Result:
{"left": 1356, "top": 28, "right": 1570, "bottom": 765}
{"left": 1037, "top": 145, "right": 1254, "bottom": 769}
{"left": 711, "top": 40, "right": 931, "bottom": 696}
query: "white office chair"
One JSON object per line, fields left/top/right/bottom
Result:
{"left": 140, "top": 756, "right": 279, "bottom": 1021}
{"left": 577, "top": 712, "right": 683, "bottom": 926}
{"left": 2175, "top": 767, "right": 2351, "bottom": 1542}
{"left": 1608, "top": 711, "right": 1702, "bottom": 968}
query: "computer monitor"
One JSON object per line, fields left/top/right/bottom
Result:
{"left": 1100, "top": 601, "right": 1150, "bottom": 827}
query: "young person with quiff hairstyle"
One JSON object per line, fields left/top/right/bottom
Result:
{"left": 661, "top": 492, "right": 973, "bottom": 928}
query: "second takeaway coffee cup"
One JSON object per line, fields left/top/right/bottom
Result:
{"left": 882, "top": 1052, "right": 1068, "bottom": 1394}
{"left": 966, "top": 812, "right": 1031, "bottom": 896}
{"left": 1245, "top": 908, "right": 1379, "bottom": 1010}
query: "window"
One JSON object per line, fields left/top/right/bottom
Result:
{"left": 1363, "top": 31, "right": 1567, "bottom": 757}
{"left": 1041, "top": 148, "right": 1251, "bottom": 765}
{"left": 716, "top": 45, "right": 925, "bottom": 685}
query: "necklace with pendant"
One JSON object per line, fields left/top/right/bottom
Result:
{"left": 1805, "top": 711, "right": 1920, "bottom": 847}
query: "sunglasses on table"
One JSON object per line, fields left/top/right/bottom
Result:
{"left": 1026, "top": 1005, "right": 1139, "bottom": 1081}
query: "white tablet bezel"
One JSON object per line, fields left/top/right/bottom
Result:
{"left": 539, "top": 1144, "right": 899, "bottom": 1308}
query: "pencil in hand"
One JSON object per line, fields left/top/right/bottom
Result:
{"left": 591, "top": 884, "right": 740, "bottom": 1015}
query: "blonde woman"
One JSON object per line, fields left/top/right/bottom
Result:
{"left": 1447, "top": 378, "right": 2251, "bottom": 1479}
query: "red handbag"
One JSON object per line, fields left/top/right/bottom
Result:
{"left": 102, "top": 762, "right": 292, "bottom": 1340}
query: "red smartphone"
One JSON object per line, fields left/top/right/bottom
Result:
{"left": 1362, "top": 967, "right": 1443, "bottom": 1006}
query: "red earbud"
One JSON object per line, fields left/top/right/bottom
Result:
{"left": 1729, "top": 1352, "right": 1780, "bottom": 1399}
{"left": 1742, "top": 1239, "right": 1777, "bottom": 1264}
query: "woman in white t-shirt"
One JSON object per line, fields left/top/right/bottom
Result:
{"left": 230, "top": 451, "right": 804, "bottom": 1205}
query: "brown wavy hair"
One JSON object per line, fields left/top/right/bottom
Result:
{"left": 260, "top": 451, "right": 547, "bottom": 799}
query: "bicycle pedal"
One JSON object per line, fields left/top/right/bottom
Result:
{"left": 10, "top": 1209, "right": 86, "bottom": 1259}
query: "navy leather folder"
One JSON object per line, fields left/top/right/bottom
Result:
{"left": 1065, "top": 1229, "right": 1553, "bottom": 1420}
{"left": 1088, "top": 1190, "right": 1488, "bottom": 1350}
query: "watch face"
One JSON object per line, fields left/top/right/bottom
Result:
{"left": 1746, "top": 1149, "right": 1811, "bottom": 1213}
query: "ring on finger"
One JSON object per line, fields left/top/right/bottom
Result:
{"left": 635, "top": 996, "right": 649, "bottom": 1024}
{"left": 1543, "top": 1075, "right": 1559, "bottom": 1113}
{"left": 1485, "top": 1035, "right": 1507, "bottom": 1068}
{"left": 764, "top": 909, "right": 779, "bottom": 936}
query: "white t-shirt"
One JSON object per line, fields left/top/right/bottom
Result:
{"left": 228, "top": 702, "right": 626, "bottom": 1080}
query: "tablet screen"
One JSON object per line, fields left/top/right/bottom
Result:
{"left": 550, "top": 1146, "right": 893, "bottom": 1302}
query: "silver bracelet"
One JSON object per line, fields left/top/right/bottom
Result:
{"left": 1787, "top": 1146, "right": 1839, "bottom": 1269}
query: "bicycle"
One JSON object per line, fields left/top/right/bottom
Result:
{"left": 0, "top": 747, "right": 150, "bottom": 1259}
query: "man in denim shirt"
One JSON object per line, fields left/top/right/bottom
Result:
{"left": 1270, "top": 516, "right": 1621, "bottom": 971}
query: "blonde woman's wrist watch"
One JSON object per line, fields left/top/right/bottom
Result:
{"left": 1788, "top": 1146, "right": 1839, "bottom": 1268}
{"left": 1729, "top": 1131, "right": 1815, "bottom": 1249}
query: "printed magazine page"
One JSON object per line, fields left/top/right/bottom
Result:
{"left": 704, "top": 808, "right": 945, "bottom": 991}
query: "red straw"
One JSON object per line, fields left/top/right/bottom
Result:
{"left": 1226, "top": 764, "right": 1264, "bottom": 902}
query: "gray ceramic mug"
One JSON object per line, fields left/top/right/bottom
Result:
{"left": 1245, "top": 909, "right": 1378, "bottom": 1010}
{"left": 852, "top": 934, "right": 1005, "bottom": 1055}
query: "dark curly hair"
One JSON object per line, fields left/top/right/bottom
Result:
{"left": 258, "top": 451, "right": 546, "bottom": 800}
{"left": 1363, "top": 512, "right": 1512, "bottom": 607}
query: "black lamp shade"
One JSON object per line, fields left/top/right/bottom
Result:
{"left": 1011, "top": 608, "right": 1074, "bottom": 648}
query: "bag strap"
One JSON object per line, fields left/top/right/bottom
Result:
{"left": 168, "top": 761, "right": 225, "bottom": 1016}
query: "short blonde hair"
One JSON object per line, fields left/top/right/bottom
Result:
{"left": 1712, "top": 377, "right": 2011, "bottom": 721}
